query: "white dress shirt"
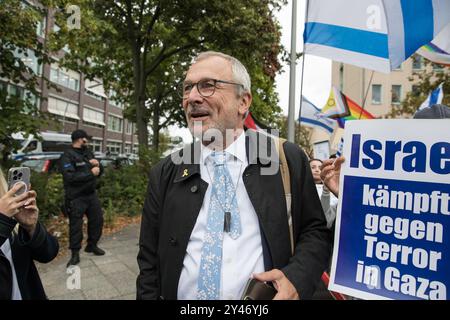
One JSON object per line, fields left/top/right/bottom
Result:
{"left": 177, "top": 132, "right": 265, "bottom": 300}
{"left": 1, "top": 238, "right": 23, "bottom": 300}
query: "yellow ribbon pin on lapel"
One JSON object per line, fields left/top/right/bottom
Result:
{"left": 182, "top": 169, "right": 189, "bottom": 178}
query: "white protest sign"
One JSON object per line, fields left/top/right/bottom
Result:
{"left": 329, "top": 119, "right": 450, "bottom": 300}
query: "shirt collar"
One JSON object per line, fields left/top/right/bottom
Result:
{"left": 201, "top": 130, "right": 247, "bottom": 165}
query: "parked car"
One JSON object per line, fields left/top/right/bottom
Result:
{"left": 19, "top": 152, "right": 63, "bottom": 174}
{"left": 12, "top": 132, "right": 72, "bottom": 160}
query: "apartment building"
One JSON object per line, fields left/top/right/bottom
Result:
{"left": 1, "top": 1, "right": 139, "bottom": 156}
{"left": 310, "top": 56, "right": 447, "bottom": 149}
{"left": 332, "top": 56, "right": 446, "bottom": 118}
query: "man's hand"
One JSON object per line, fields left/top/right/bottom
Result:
{"left": 91, "top": 167, "right": 100, "bottom": 176}
{"left": 15, "top": 190, "right": 39, "bottom": 237}
{"left": 253, "top": 269, "right": 299, "bottom": 300}
{"left": 320, "top": 156, "right": 345, "bottom": 197}
{"left": 89, "top": 159, "right": 100, "bottom": 167}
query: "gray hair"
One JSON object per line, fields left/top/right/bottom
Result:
{"left": 193, "top": 51, "right": 251, "bottom": 96}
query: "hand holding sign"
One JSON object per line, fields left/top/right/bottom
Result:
{"left": 321, "top": 156, "right": 345, "bottom": 197}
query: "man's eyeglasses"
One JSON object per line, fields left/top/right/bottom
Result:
{"left": 178, "top": 79, "right": 244, "bottom": 99}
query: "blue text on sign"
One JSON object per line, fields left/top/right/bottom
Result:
{"left": 350, "top": 134, "right": 450, "bottom": 174}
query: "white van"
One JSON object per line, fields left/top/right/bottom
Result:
{"left": 12, "top": 131, "right": 72, "bottom": 159}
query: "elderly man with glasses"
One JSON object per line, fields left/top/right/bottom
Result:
{"left": 137, "top": 51, "right": 331, "bottom": 300}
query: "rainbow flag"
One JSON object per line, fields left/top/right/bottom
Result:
{"left": 417, "top": 24, "right": 450, "bottom": 67}
{"left": 321, "top": 87, "right": 375, "bottom": 128}
{"left": 417, "top": 43, "right": 450, "bottom": 67}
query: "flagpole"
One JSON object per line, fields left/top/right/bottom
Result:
{"left": 359, "top": 70, "right": 375, "bottom": 119}
{"left": 287, "top": 0, "right": 298, "bottom": 143}
{"left": 297, "top": 0, "right": 309, "bottom": 136}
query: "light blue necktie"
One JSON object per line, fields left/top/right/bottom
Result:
{"left": 197, "top": 151, "right": 241, "bottom": 300}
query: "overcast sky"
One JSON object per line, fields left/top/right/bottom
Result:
{"left": 169, "top": 0, "right": 332, "bottom": 143}
{"left": 276, "top": 0, "right": 331, "bottom": 114}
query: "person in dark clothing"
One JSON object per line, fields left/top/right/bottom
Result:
{"left": 413, "top": 103, "right": 450, "bottom": 119}
{"left": 0, "top": 169, "right": 59, "bottom": 300}
{"left": 61, "top": 129, "right": 105, "bottom": 268}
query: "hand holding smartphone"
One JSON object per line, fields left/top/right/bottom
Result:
{"left": 0, "top": 167, "right": 32, "bottom": 218}
{"left": 7, "top": 167, "right": 30, "bottom": 196}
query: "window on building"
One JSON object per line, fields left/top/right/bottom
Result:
{"left": 126, "top": 122, "right": 133, "bottom": 135}
{"left": 21, "top": 1, "right": 46, "bottom": 39}
{"left": 412, "top": 56, "right": 423, "bottom": 70}
{"left": 371, "top": 84, "right": 382, "bottom": 104}
{"left": 9, "top": 85, "right": 24, "bottom": 98}
{"left": 27, "top": 91, "right": 40, "bottom": 110}
{"left": 36, "top": 16, "right": 46, "bottom": 38}
{"left": 124, "top": 144, "right": 132, "bottom": 154}
{"left": 109, "top": 90, "right": 125, "bottom": 109}
{"left": 7, "top": 85, "right": 19, "bottom": 98}
{"left": 391, "top": 85, "right": 402, "bottom": 104}
{"left": 133, "top": 144, "right": 139, "bottom": 155}
{"left": 109, "top": 99, "right": 124, "bottom": 109}
{"left": 1, "top": 82, "right": 40, "bottom": 110}
{"left": 85, "top": 79, "right": 107, "bottom": 101}
{"left": 50, "top": 63, "right": 80, "bottom": 91}
{"left": 107, "top": 141, "right": 122, "bottom": 155}
{"left": 83, "top": 107, "right": 105, "bottom": 127}
{"left": 14, "top": 49, "right": 42, "bottom": 76}
{"left": 108, "top": 115, "right": 123, "bottom": 133}
{"left": 90, "top": 139, "right": 103, "bottom": 153}
{"left": 48, "top": 97, "right": 79, "bottom": 120}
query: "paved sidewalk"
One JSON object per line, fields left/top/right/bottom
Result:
{"left": 36, "top": 223, "right": 141, "bottom": 300}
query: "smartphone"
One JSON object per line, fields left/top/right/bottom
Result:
{"left": 241, "top": 278, "right": 277, "bottom": 300}
{"left": 7, "top": 167, "right": 30, "bottom": 196}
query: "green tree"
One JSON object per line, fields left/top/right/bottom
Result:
{"left": 388, "top": 57, "right": 449, "bottom": 118}
{"left": 49, "top": 0, "right": 285, "bottom": 161}
{"left": 0, "top": 0, "right": 54, "bottom": 164}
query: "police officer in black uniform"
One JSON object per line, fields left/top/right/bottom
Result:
{"left": 61, "top": 130, "right": 105, "bottom": 267}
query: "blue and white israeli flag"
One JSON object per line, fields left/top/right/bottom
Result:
{"left": 419, "top": 82, "right": 445, "bottom": 111}
{"left": 304, "top": 0, "right": 450, "bottom": 73}
{"left": 298, "top": 95, "right": 337, "bottom": 134}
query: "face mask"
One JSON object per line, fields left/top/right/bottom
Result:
{"left": 80, "top": 140, "right": 88, "bottom": 150}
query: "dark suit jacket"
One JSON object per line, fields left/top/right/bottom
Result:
{"left": 136, "top": 130, "right": 332, "bottom": 300}
{"left": 0, "top": 213, "right": 59, "bottom": 300}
